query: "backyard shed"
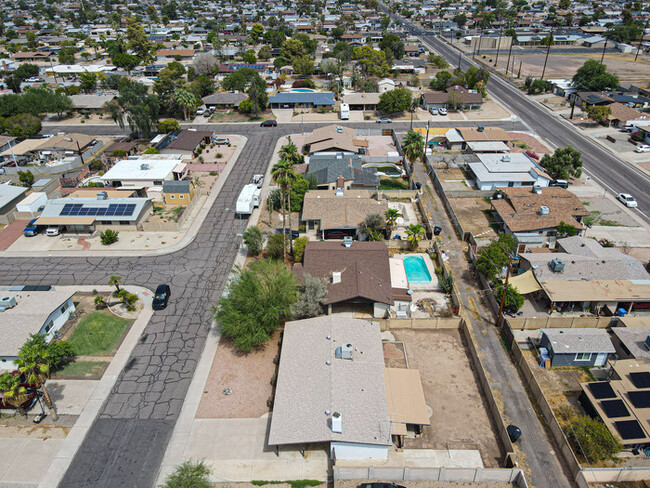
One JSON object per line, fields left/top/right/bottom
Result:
{"left": 540, "top": 328, "right": 615, "bottom": 368}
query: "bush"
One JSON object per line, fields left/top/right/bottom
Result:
{"left": 294, "top": 274, "right": 328, "bottom": 318}
{"left": 159, "top": 460, "right": 212, "bottom": 488}
{"left": 89, "top": 159, "right": 104, "bottom": 171}
{"left": 292, "top": 236, "right": 309, "bottom": 263}
{"left": 215, "top": 152, "right": 223, "bottom": 158}
{"left": 100, "top": 229, "right": 119, "bottom": 245}
{"left": 144, "top": 147, "right": 159, "bottom": 154}
{"left": 94, "top": 295, "right": 106, "bottom": 309}
{"left": 243, "top": 226, "right": 264, "bottom": 256}
{"left": 568, "top": 415, "right": 622, "bottom": 462}
{"left": 157, "top": 118, "right": 181, "bottom": 134}
{"left": 266, "top": 233, "right": 285, "bottom": 260}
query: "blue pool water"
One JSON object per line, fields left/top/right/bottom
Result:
{"left": 292, "top": 88, "right": 316, "bottom": 92}
{"left": 403, "top": 256, "right": 432, "bottom": 283}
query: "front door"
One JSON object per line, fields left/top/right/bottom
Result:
{"left": 595, "top": 353, "right": 608, "bottom": 367}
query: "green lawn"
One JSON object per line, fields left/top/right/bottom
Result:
{"left": 378, "top": 176, "right": 409, "bottom": 190}
{"left": 53, "top": 360, "right": 109, "bottom": 379}
{"left": 68, "top": 312, "right": 131, "bottom": 356}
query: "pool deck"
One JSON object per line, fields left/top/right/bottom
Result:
{"left": 392, "top": 253, "right": 440, "bottom": 291}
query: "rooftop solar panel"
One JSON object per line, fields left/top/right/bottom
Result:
{"left": 588, "top": 382, "right": 616, "bottom": 399}
{"left": 630, "top": 372, "right": 650, "bottom": 389}
{"left": 628, "top": 390, "right": 650, "bottom": 409}
{"left": 601, "top": 399, "right": 630, "bottom": 418}
{"left": 614, "top": 420, "right": 646, "bottom": 440}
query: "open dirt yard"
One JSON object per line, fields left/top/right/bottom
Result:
{"left": 393, "top": 329, "right": 502, "bottom": 468}
{"left": 580, "top": 197, "right": 641, "bottom": 227}
{"left": 451, "top": 198, "right": 497, "bottom": 239}
{"left": 495, "top": 51, "right": 650, "bottom": 82}
{"left": 196, "top": 332, "right": 281, "bottom": 419}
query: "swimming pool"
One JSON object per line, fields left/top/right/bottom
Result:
{"left": 292, "top": 88, "right": 316, "bottom": 92}
{"left": 403, "top": 256, "right": 432, "bottom": 283}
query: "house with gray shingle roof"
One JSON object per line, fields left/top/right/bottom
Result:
{"left": 306, "top": 154, "right": 379, "bottom": 190}
{"left": 540, "top": 328, "right": 615, "bottom": 368}
{"left": 268, "top": 92, "right": 335, "bottom": 109}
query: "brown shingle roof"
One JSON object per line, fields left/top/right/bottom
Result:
{"left": 608, "top": 102, "right": 644, "bottom": 123}
{"left": 301, "top": 189, "right": 387, "bottom": 229}
{"left": 492, "top": 187, "right": 589, "bottom": 233}
{"left": 164, "top": 130, "right": 213, "bottom": 151}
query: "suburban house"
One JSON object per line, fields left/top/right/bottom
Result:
{"left": 294, "top": 241, "right": 412, "bottom": 317}
{"left": 69, "top": 94, "right": 116, "bottom": 113}
{"left": 104, "top": 140, "right": 139, "bottom": 160}
{"left": 154, "top": 129, "right": 213, "bottom": 156}
{"left": 341, "top": 92, "right": 381, "bottom": 111}
{"left": 540, "top": 329, "right": 615, "bottom": 368}
{"left": 378, "top": 78, "right": 396, "bottom": 93}
{"left": 156, "top": 48, "right": 195, "bottom": 61}
{"left": 301, "top": 188, "right": 387, "bottom": 239}
{"left": 12, "top": 51, "right": 53, "bottom": 62}
{"left": 302, "top": 125, "right": 368, "bottom": 155}
{"left": 268, "top": 316, "right": 429, "bottom": 459}
{"left": 0, "top": 184, "right": 28, "bottom": 224}
{"left": 606, "top": 102, "right": 647, "bottom": 128}
{"left": 36, "top": 133, "right": 98, "bottom": 162}
{"left": 610, "top": 320, "right": 650, "bottom": 360}
{"left": 0, "top": 289, "right": 75, "bottom": 371}
{"left": 580, "top": 359, "right": 650, "bottom": 446}
{"left": 305, "top": 154, "right": 379, "bottom": 190}
{"left": 202, "top": 92, "right": 247, "bottom": 109}
{"left": 491, "top": 186, "right": 589, "bottom": 247}
{"left": 420, "top": 86, "right": 484, "bottom": 111}
{"left": 0, "top": 136, "right": 17, "bottom": 155}
{"left": 163, "top": 180, "right": 195, "bottom": 205}
{"left": 101, "top": 159, "right": 188, "bottom": 188}
{"left": 513, "top": 236, "right": 650, "bottom": 315}
{"left": 468, "top": 153, "right": 552, "bottom": 190}
{"left": 457, "top": 127, "right": 510, "bottom": 151}
{"left": 268, "top": 92, "right": 336, "bottom": 110}
{"left": 37, "top": 195, "right": 152, "bottom": 233}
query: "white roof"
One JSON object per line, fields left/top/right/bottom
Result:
{"left": 102, "top": 159, "right": 180, "bottom": 182}
{"left": 0, "top": 183, "right": 27, "bottom": 209}
{"left": 0, "top": 289, "right": 74, "bottom": 357}
{"left": 469, "top": 153, "right": 548, "bottom": 184}
{"left": 466, "top": 141, "right": 510, "bottom": 152}
{"left": 268, "top": 316, "right": 391, "bottom": 447}
{"left": 18, "top": 191, "right": 46, "bottom": 205}
{"left": 50, "top": 64, "right": 116, "bottom": 74}
{"left": 445, "top": 128, "right": 464, "bottom": 143}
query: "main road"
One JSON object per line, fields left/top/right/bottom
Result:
{"left": 389, "top": 9, "right": 650, "bottom": 221}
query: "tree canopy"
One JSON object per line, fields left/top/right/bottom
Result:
{"left": 377, "top": 88, "right": 412, "bottom": 114}
{"left": 539, "top": 146, "right": 583, "bottom": 180}
{"left": 572, "top": 60, "right": 618, "bottom": 91}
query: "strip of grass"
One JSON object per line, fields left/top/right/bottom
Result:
{"left": 68, "top": 311, "right": 131, "bottom": 356}
{"left": 379, "top": 176, "right": 409, "bottom": 190}
{"left": 53, "top": 360, "right": 109, "bottom": 379}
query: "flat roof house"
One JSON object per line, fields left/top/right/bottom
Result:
{"left": 0, "top": 289, "right": 75, "bottom": 371}
{"left": 540, "top": 329, "right": 615, "bottom": 368}
{"left": 269, "top": 316, "right": 429, "bottom": 459}
{"left": 102, "top": 159, "right": 187, "bottom": 188}
{"left": 468, "top": 153, "right": 552, "bottom": 191}
{"left": 610, "top": 323, "right": 650, "bottom": 360}
{"left": 294, "top": 241, "right": 411, "bottom": 317}
{"left": 301, "top": 188, "right": 387, "bottom": 239}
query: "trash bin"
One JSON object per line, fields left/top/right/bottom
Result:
{"left": 433, "top": 226, "right": 442, "bottom": 236}
{"left": 507, "top": 424, "right": 522, "bottom": 443}
{"left": 415, "top": 182, "right": 422, "bottom": 190}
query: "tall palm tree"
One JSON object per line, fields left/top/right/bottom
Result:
{"left": 402, "top": 130, "right": 425, "bottom": 190}
{"left": 406, "top": 223, "right": 425, "bottom": 250}
{"left": 15, "top": 335, "right": 58, "bottom": 421}
{"left": 271, "top": 157, "right": 296, "bottom": 261}
{"left": 174, "top": 88, "right": 198, "bottom": 121}
{"left": 385, "top": 208, "right": 401, "bottom": 238}
{"left": 109, "top": 275, "right": 122, "bottom": 294}
{"left": 0, "top": 372, "right": 29, "bottom": 417}
{"left": 278, "top": 137, "right": 304, "bottom": 166}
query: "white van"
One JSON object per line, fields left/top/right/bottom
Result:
{"left": 340, "top": 103, "right": 350, "bottom": 120}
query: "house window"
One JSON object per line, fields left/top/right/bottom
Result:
{"left": 45, "top": 321, "right": 54, "bottom": 333}
{"left": 179, "top": 194, "right": 184, "bottom": 199}
{"left": 169, "top": 194, "right": 175, "bottom": 199}
{"left": 154, "top": 180, "right": 163, "bottom": 185}
{"left": 60, "top": 302, "right": 68, "bottom": 314}
{"left": 575, "top": 353, "right": 592, "bottom": 361}
{"left": 120, "top": 221, "right": 130, "bottom": 225}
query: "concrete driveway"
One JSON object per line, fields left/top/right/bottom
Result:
{"left": 272, "top": 109, "right": 294, "bottom": 124}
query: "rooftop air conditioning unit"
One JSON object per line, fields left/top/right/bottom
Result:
{"left": 501, "top": 155, "right": 511, "bottom": 162}
{"left": 0, "top": 296, "right": 17, "bottom": 309}
{"left": 539, "top": 205, "right": 550, "bottom": 215}
{"left": 336, "top": 188, "right": 344, "bottom": 197}
{"left": 549, "top": 258, "right": 565, "bottom": 272}
{"left": 140, "top": 163, "right": 150, "bottom": 170}
{"left": 335, "top": 343, "right": 353, "bottom": 360}
{"left": 96, "top": 191, "right": 108, "bottom": 200}
{"left": 343, "top": 236, "right": 353, "bottom": 247}
{"left": 336, "top": 126, "right": 343, "bottom": 133}
{"left": 331, "top": 412, "right": 343, "bottom": 433}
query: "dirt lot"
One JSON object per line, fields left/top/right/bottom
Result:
{"left": 451, "top": 197, "right": 497, "bottom": 239}
{"left": 393, "top": 329, "right": 503, "bottom": 468}
{"left": 495, "top": 51, "right": 650, "bottom": 82}
{"left": 464, "top": 98, "right": 511, "bottom": 120}
{"left": 196, "top": 332, "right": 281, "bottom": 419}
{"left": 581, "top": 197, "right": 640, "bottom": 227}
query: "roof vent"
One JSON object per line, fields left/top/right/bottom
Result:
{"left": 0, "top": 296, "right": 17, "bottom": 310}
{"left": 336, "top": 188, "right": 344, "bottom": 197}
{"left": 335, "top": 343, "right": 353, "bottom": 360}
{"left": 539, "top": 205, "right": 550, "bottom": 215}
{"left": 336, "top": 126, "right": 343, "bottom": 133}
{"left": 140, "top": 163, "right": 150, "bottom": 170}
{"left": 331, "top": 412, "right": 343, "bottom": 433}
{"left": 549, "top": 258, "right": 565, "bottom": 272}
{"left": 96, "top": 191, "right": 108, "bottom": 200}
{"left": 332, "top": 271, "right": 342, "bottom": 284}
{"left": 533, "top": 184, "right": 543, "bottom": 195}
{"left": 501, "top": 155, "right": 511, "bottom": 162}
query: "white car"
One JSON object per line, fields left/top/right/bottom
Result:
{"left": 195, "top": 108, "right": 206, "bottom": 116}
{"left": 46, "top": 226, "right": 60, "bottom": 236}
{"left": 635, "top": 145, "right": 650, "bottom": 153}
{"left": 438, "top": 107, "right": 448, "bottom": 116}
{"left": 617, "top": 193, "right": 638, "bottom": 208}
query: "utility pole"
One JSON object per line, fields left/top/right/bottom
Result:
{"left": 600, "top": 34, "right": 609, "bottom": 64}
{"left": 635, "top": 18, "right": 649, "bottom": 62}
{"left": 76, "top": 140, "right": 85, "bottom": 165}
{"left": 494, "top": 25, "right": 502, "bottom": 68}
{"left": 506, "top": 35, "right": 514, "bottom": 76}
{"left": 477, "top": 28, "right": 483, "bottom": 56}
{"left": 540, "top": 29, "right": 553, "bottom": 80}
{"left": 497, "top": 256, "right": 519, "bottom": 328}
{"left": 517, "top": 60, "right": 522, "bottom": 78}
{"left": 458, "top": 48, "right": 462, "bottom": 69}
{"left": 421, "top": 121, "right": 430, "bottom": 186}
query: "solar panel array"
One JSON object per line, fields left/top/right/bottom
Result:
{"left": 59, "top": 203, "right": 137, "bottom": 218}
{"left": 630, "top": 372, "right": 650, "bottom": 389}
{"left": 600, "top": 399, "right": 629, "bottom": 418}
{"left": 628, "top": 390, "right": 650, "bottom": 409}
{"left": 614, "top": 420, "right": 645, "bottom": 440}
{"left": 588, "top": 382, "right": 616, "bottom": 399}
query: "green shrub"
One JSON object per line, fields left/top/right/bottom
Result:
{"left": 266, "top": 233, "right": 285, "bottom": 260}
{"left": 100, "top": 229, "right": 119, "bottom": 245}
{"left": 243, "top": 226, "right": 264, "bottom": 256}
{"left": 292, "top": 237, "right": 309, "bottom": 263}
{"left": 216, "top": 152, "right": 223, "bottom": 158}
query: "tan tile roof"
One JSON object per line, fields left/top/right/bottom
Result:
{"left": 301, "top": 189, "right": 387, "bottom": 229}
{"left": 492, "top": 186, "right": 589, "bottom": 232}
{"left": 304, "top": 124, "right": 356, "bottom": 146}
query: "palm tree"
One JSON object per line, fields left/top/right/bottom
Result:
{"left": 109, "top": 275, "right": 122, "bottom": 294}
{"left": 385, "top": 208, "right": 401, "bottom": 238}
{"left": 278, "top": 137, "right": 304, "bottom": 166}
{"left": 15, "top": 335, "right": 58, "bottom": 421}
{"left": 271, "top": 157, "right": 296, "bottom": 261}
{"left": 0, "top": 372, "right": 29, "bottom": 417}
{"left": 402, "top": 130, "right": 425, "bottom": 190}
{"left": 174, "top": 88, "right": 198, "bottom": 121}
{"left": 406, "top": 223, "right": 426, "bottom": 250}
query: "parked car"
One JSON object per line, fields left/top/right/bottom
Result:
{"left": 252, "top": 174, "right": 264, "bottom": 188}
{"left": 549, "top": 179, "right": 569, "bottom": 189}
{"left": 324, "top": 230, "right": 352, "bottom": 240}
{"left": 635, "top": 145, "right": 650, "bottom": 153}
{"left": 261, "top": 120, "right": 277, "bottom": 127}
{"left": 358, "top": 483, "right": 406, "bottom": 488}
{"left": 23, "top": 218, "right": 41, "bottom": 237}
{"left": 214, "top": 137, "right": 230, "bottom": 145}
{"left": 438, "top": 107, "right": 448, "bottom": 116}
{"left": 621, "top": 124, "right": 636, "bottom": 132}
{"left": 152, "top": 284, "right": 171, "bottom": 310}
{"left": 429, "top": 107, "right": 437, "bottom": 115}
{"left": 376, "top": 117, "right": 392, "bottom": 124}
{"left": 46, "top": 226, "right": 60, "bottom": 236}
{"left": 195, "top": 108, "right": 206, "bottom": 116}
{"left": 25, "top": 77, "right": 43, "bottom": 83}
{"left": 617, "top": 193, "right": 638, "bottom": 208}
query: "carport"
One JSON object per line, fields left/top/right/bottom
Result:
{"left": 35, "top": 216, "right": 95, "bottom": 233}
{"left": 384, "top": 367, "right": 430, "bottom": 447}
